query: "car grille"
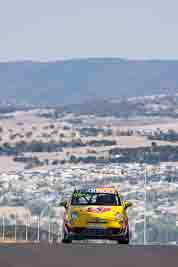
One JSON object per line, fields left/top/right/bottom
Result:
{"left": 87, "top": 218, "right": 108, "bottom": 224}
{"left": 72, "top": 227, "right": 122, "bottom": 236}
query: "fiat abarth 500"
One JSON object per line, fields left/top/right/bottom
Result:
{"left": 60, "top": 186, "right": 132, "bottom": 244}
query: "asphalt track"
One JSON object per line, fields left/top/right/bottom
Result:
{"left": 0, "top": 243, "right": 177, "bottom": 267}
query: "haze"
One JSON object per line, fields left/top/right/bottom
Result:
{"left": 1, "top": 0, "right": 178, "bottom": 61}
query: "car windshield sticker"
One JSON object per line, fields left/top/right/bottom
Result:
{"left": 72, "top": 191, "right": 91, "bottom": 203}
{"left": 96, "top": 188, "right": 115, "bottom": 194}
{"left": 72, "top": 192, "right": 83, "bottom": 198}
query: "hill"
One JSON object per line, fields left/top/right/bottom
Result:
{"left": 0, "top": 58, "right": 178, "bottom": 105}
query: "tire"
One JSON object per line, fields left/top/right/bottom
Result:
{"left": 61, "top": 227, "right": 72, "bottom": 243}
{"left": 118, "top": 239, "right": 129, "bottom": 245}
{"left": 117, "top": 229, "right": 130, "bottom": 245}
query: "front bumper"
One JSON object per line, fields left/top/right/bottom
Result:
{"left": 68, "top": 227, "right": 128, "bottom": 240}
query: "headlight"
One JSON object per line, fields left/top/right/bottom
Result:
{"left": 115, "top": 212, "right": 122, "bottom": 220}
{"left": 71, "top": 211, "right": 79, "bottom": 220}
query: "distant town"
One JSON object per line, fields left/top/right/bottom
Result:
{"left": 0, "top": 94, "right": 178, "bottom": 243}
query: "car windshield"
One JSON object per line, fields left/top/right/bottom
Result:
{"left": 71, "top": 191, "right": 121, "bottom": 206}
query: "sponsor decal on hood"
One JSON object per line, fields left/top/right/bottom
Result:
{"left": 85, "top": 207, "right": 112, "bottom": 213}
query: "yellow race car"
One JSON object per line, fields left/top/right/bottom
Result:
{"left": 61, "top": 186, "right": 132, "bottom": 244}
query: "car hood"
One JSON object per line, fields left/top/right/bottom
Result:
{"left": 69, "top": 205, "right": 124, "bottom": 220}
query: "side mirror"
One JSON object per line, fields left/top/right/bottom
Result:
{"left": 124, "top": 201, "right": 132, "bottom": 209}
{"left": 59, "top": 200, "right": 68, "bottom": 209}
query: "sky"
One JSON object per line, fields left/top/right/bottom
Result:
{"left": 0, "top": 0, "right": 178, "bottom": 61}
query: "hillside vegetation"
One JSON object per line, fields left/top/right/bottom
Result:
{"left": 0, "top": 58, "right": 178, "bottom": 105}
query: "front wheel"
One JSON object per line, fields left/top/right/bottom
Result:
{"left": 118, "top": 239, "right": 129, "bottom": 245}
{"left": 61, "top": 227, "right": 72, "bottom": 243}
{"left": 117, "top": 229, "right": 130, "bottom": 245}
